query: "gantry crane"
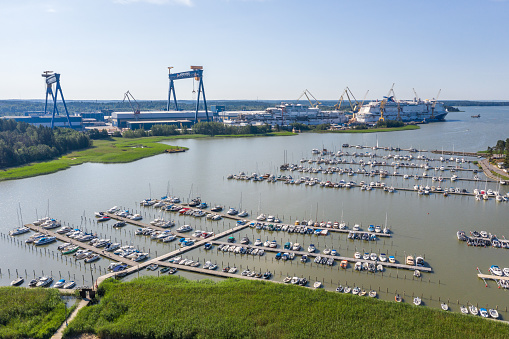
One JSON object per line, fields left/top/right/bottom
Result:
{"left": 41, "top": 71, "right": 73, "bottom": 128}
{"left": 167, "top": 66, "right": 209, "bottom": 124}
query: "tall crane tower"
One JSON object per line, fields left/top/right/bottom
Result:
{"left": 167, "top": 66, "right": 209, "bottom": 124}
{"left": 41, "top": 71, "right": 73, "bottom": 129}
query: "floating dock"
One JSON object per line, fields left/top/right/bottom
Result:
{"left": 210, "top": 240, "right": 431, "bottom": 272}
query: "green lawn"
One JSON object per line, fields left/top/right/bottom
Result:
{"left": 0, "top": 287, "right": 69, "bottom": 339}
{"left": 64, "top": 276, "right": 509, "bottom": 339}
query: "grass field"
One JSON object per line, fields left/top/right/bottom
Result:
{"left": 63, "top": 276, "right": 509, "bottom": 339}
{"left": 0, "top": 287, "right": 69, "bottom": 339}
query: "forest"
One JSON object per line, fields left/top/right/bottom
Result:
{"left": 0, "top": 119, "right": 90, "bottom": 168}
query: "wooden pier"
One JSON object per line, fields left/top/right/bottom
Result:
{"left": 477, "top": 274, "right": 509, "bottom": 282}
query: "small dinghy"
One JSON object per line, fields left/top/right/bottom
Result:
{"left": 489, "top": 309, "right": 499, "bottom": 319}
{"left": 395, "top": 294, "right": 402, "bottom": 302}
{"left": 10, "top": 277, "right": 24, "bottom": 286}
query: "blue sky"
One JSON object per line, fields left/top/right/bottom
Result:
{"left": 1, "top": 0, "right": 508, "bottom": 101}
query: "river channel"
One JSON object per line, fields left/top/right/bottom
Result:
{"left": 0, "top": 107, "right": 508, "bottom": 315}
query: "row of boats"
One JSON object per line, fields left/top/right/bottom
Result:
{"left": 457, "top": 230, "right": 509, "bottom": 249}
{"left": 10, "top": 276, "right": 76, "bottom": 289}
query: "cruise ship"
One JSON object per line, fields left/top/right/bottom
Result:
{"left": 224, "top": 103, "right": 348, "bottom": 126}
{"left": 355, "top": 96, "right": 448, "bottom": 124}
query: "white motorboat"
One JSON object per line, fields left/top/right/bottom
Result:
{"left": 469, "top": 305, "right": 478, "bottom": 315}
{"left": 413, "top": 297, "right": 422, "bottom": 306}
{"left": 313, "top": 281, "right": 322, "bottom": 288}
{"left": 489, "top": 265, "right": 503, "bottom": 276}
{"left": 379, "top": 253, "right": 387, "bottom": 262}
{"left": 479, "top": 308, "right": 489, "bottom": 318}
{"left": 441, "top": 303, "right": 448, "bottom": 311}
{"left": 460, "top": 306, "right": 469, "bottom": 314}
{"left": 85, "top": 254, "right": 100, "bottom": 263}
{"left": 254, "top": 239, "right": 262, "bottom": 246}
{"left": 354, "top": 252, "right": 361, "bottom": 259}
{"left": 9, "top": 227, "right": 30, "bottom": 236}
{"left": 307, "top": 244, "right": 316, "bottom": 253}
{"left": 36, "top": 276, "right": 53, "bottom": 287}
{"left": 34, "top": 236, "right": 56, "bottom": 246}
{"left": 63, "top": 281, "right": 76, "bottom": 289}
{"left": 53, "top": 279, "right": 66, "bottom": 288}
{"left": 176, "top": 225, "right": 192, "bottom": 232}
{"left": 370, "top": 253, "right": 378, "bottom": 261}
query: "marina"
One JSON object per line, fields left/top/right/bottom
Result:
{"left": 0, "top": 107, "right": 508, "bottom": 319}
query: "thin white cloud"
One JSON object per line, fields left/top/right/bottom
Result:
{"left": 114, "top": 0, "right": 193, "bottom": 6}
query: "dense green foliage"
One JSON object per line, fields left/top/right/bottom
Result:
{"left": 0, "top": 119, "right": 90, "bottom": 168}
{"left": 64, "top": 276, "right": 509, "bottom": 339}
{"left": 0, "top": 287, "right": 68, "bottom": 339}
{"left": 376, "top": 120, "right": 405, "bottom": 128}
{"left": 487, "top": 138, "right": 509, "bottom": 167}
{"left": 192, "top": 121, "right": 272, "bottom": 136}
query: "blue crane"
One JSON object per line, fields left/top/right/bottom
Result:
{"left": 167, "top": 66, "right": 209, "bottom": 124}
{"left": 42, "top": 71, "right": 73, "bottom": 129}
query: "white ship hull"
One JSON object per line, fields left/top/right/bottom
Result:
{"left": 355, "top": 99, "right": 448, "bottom": 124}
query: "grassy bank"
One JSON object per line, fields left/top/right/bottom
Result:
{"left": 328, "top": 125, "right": 420, "bottom": 133}
{"left": 0, "top": 287, "right": 69, "bottom": 339}
{"left": 0, "top": 132, "right": 293, "bottom": 182}
{"left": 64, "top": 277, "right": 508, "bottom": 339}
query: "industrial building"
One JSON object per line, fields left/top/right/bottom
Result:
{"left": 111, "top": 110, "right": 218, "bottom": 130}
{"left": 1, "top": 115, "right": 83, "bottom": 129}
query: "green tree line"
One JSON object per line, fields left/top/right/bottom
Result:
{"left": 0, "top": 119, "right": 91, "bottom": 168}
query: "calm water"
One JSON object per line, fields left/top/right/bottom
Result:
{"left": 1, "top": 107, "right": 508, "bottom": 314}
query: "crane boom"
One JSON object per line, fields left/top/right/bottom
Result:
{"left": 123, "top": 90, "right": 141, "bottom": 116}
